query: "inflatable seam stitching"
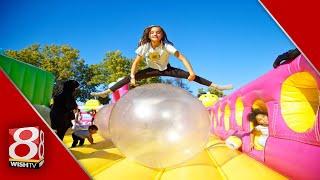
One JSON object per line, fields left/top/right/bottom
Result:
{"left": 155, "top": 169, "right": 165, "bottom": 180}
{"left": 287, "top": 65, "right": 292, "bottom": 76}
{"left": 205, "top": 149, "right": 228, "bottom": 180}
{"left": 272, "top": 103, "right": 278, "bottom": 136}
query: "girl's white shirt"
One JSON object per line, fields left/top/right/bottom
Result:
{"left": 135, "top": 42, "right": 177, "bottom": 71}
{"left": 255, "top": 125, "right": 269, "bottom": 136}
{"left": 255, "top": 125, "right": 269, "bottom": 147}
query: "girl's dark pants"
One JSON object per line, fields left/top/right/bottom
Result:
{"left": 109, "top": 64, "right": 212, "bottom": 92}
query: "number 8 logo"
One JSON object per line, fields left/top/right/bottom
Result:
{"left": 39, "top": 130, "right": 44, "bottom": 159}
{"left": 9, "top": 127, "right": 43, "bottom": 160}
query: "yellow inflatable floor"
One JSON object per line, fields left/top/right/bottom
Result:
{"left": 63, "top": 130, "right": 287, "bottom": 180}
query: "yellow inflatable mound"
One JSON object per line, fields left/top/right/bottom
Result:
{"left": 63, "top": 131, "right": 287, "bottom": 179}
{"left": 199, "top": 93, "right": 219, "bottom": 107}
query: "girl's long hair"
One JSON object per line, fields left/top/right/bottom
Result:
{"left": 138, "top": 25, "right": 173, "bottom": 47}
{"left": 248, "top": 108, "right": 268, "bottom": 127}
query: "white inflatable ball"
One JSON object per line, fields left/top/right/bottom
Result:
{"left": 95, "top": 104, "right": 114, "bottom": 139}
{"left": 109, "top": 83, "right": 211, "bottom": 168}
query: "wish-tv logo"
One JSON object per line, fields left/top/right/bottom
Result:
{"left": 9, "top": 126, "right": 44, "bottom": 169}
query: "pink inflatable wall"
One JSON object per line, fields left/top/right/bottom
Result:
{"left": 211, "top": 55, "right": 320, "bottom": 179}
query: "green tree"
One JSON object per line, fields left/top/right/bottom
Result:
{"left": 6, "top": 44, "right": 42, "bottom": 66}
{"left": 89, "top": 50, "right": 131, "bottom": 86}
{"left": 40, "top": 44, "right": 79, "bottom": 80}
{"left": 89, "top": 50, "right": 161, "bottom": 89}
{"left": 197, "top": 87, "right": 224, "bottom": 98}
{"left": 72, "top": 60, "right": 101, "bottom": 102}
{"left": 5, "top": 44, "right": 98, "bottom": 102}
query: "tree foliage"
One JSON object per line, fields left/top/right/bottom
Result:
{"left": 89, "top": 50, "right": 161, "bottom": 88}
{"left": 5, "top": 44, "right": 99, "bottom": 102}
{"left": 197, "top": 87, "right": 224, "bottom": 98}
{"left": 5, "top": 45, "right": 191, "bottom": 103}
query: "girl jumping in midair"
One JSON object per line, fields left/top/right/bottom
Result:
{"left": 91, "top": 25, "right": 233, "bottom": 98}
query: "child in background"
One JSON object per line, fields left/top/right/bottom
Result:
{"left": 74, "top": 109, "right": 81, "bottom": 124}
{"left": 71, "top": 109, "right": 81, "bottom": 130}
{"left": 90, "top": 110, "right": 97, "bottom": 125}
{"left": 71, "top": 125, "right": 98, "bottom": 148}
{"left": 248, "top": 109, "right": 269, "bottom": 147}
{"left": 91, "top": 25, "right": 233, "bottom": 98}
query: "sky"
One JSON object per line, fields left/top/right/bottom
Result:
{"left": 0, "top": 0, "right": 295, "bottom": 95}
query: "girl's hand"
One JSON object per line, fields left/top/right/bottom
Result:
{"left": 250, "top": 142, "right": 255, "bottom": 150}
{"left": 188, "top": 73, "right": 196, "bottom": 81}
{"left": 130, "top": 77, "right": 136, "bottom": 86}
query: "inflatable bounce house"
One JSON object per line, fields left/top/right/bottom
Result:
{"left": 2, "top": 49, "right": 319, "bottom": 179}
{"left": 62, "top": 53, "right": 320, "bottom": 180}
{"left": 0, "top": 53, "right": 54, "bottom": 125}
{"left": 211, "top": 54, "right": 320, "bottom": 179}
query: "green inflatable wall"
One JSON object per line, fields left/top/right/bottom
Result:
{"left": 0, "top": 54, "right": 54, "bottom": 106}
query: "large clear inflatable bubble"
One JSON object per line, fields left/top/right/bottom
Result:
{"left": 109, "top": 83, "right": 211, "bottom": 168}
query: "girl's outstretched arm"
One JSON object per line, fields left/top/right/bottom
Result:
{"left": 130, "top": 55, "right": 143, "bottom": 85}
{"left": 174, "top": 51, "right": 196, "bottom": 81}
